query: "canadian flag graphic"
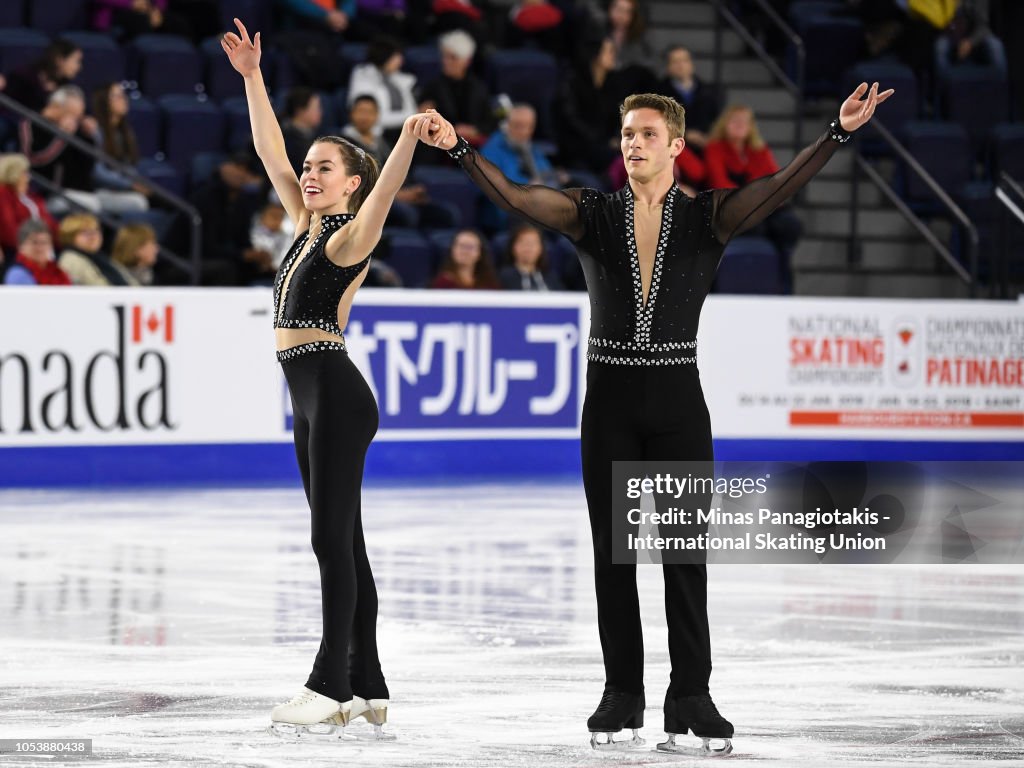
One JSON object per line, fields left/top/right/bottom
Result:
{"left": 131, "top": 305, "right": 175, "bottom": 343}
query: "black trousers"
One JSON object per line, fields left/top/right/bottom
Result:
{"left": 580, "top": 362, "right": 714, "bottom": 697}
{"left": 281, "top": 349, "right": 388, "bottom": 702}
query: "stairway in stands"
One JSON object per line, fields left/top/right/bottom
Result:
{"left": 647, "top": 0, "right": 970, "bottom": 298}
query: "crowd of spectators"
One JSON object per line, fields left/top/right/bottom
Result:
{"left": 1, "top": 0, "right": 1019, "bottom": 292}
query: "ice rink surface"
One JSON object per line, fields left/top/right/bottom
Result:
{"left": 1, "top": 482, "right": 1022, "bottom": 767}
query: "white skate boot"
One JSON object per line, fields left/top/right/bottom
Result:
{"left": 268, "top": 687, "right": 354, "bottom": 741}
{"left": 349, "top": 696, "right": 396, "bottom": 741}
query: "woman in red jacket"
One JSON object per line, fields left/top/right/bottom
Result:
{"left": 704, "top": 105, "right": 802, "bottom": 292}
{"left": 0, "top": 153, "right": 60, "bottom": 257}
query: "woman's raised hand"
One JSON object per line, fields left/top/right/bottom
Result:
{"left": 407, "top": 109, "right": 457, "bottom": 150}
{"left": 839, "top": 82, "right": 894, "bottom": 132}
{"left": 220, "top": 17, "right": 261, "bottom": 77}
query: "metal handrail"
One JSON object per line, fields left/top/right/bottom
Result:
{"left": 711, "top": 0, "right": 805, "bottom": 150}
{"left": 993, "top": 171, "right": 1024, "bottom": 298}
{"left": 27, "top": 170, "right": 197, "bottom": 279}
{"left": 852, "top": 119, "right": 979, "bottom": 296}
{"left": 0, "top": 91, "right": 202, "bottom": 284}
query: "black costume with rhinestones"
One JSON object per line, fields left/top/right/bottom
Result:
{"left": 274, "top": 211, "right": 388, "bottom": 705}
{"left": 273, "top": 212, "right": 370, "bottom": 362}
{"left": 448, "top": 122, "right": 849, "bottom": 709}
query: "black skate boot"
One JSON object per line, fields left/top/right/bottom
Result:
{"left": 587, "top": 689, "right": 646, "bottom": 750}
{"left": 657, "top": 692, "right": 734, "bottom": 757}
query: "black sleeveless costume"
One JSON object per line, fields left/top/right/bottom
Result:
{"left": 447, "top": 122, "right": 848, "bottom": 714}
{"left": 273, "top": 212, "right": 387, "bottom": 703}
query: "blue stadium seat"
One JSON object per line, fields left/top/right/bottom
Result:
{"left": 137, "top": 158, "right": 186, "bottom": 198}
{"left": 382, "top": 227, "right": 435, "bottom": 288}
{"left": 65, "top": 32, "right": 126, "bottom": 96}
{"left": 788, "top": 17, "right": 863, "bottom": 98}
{"left": 339, "top": 42, "right": 368, "bottom": 71}
{"left": 126, "top": 95, "right": 161, "bottom": 158}
{"left": 28, "top": 0, "right": 88, "bottom": 37}
{"left": 411, "top": 166, "right": 480, "bottom": 228}
{"left": 201, "top": 36, "right": 245, "bottom": 102}
{"left": 0, "top": 2, "right": 26, "bottom": 27}
{"left": 403, "top": 45, "right": 442, "bottom": 87}
{"left": 215, "top": 0, "right": 272, "bottom": 35}
{"left": 992, "top": 123, "right": 1024, "bottom": 179}
{"left": 159, "top": 95, "right": 226, "bottom": 171}
{"left": 486, "top": 49, "right": 558, "bottom": 138}
{"left": 940, "top": 67, "right": 1010, "bottom": 148}
{"left": 426, "top": 228, "right": 458, "bottom": 260}
{"left": 715, "top": 237, "right": 784, "bottom": 294}
{"left": 0, "top": 29, "right": 50, "bottom": 75}
{"left": 129, "top": 34, "right": 203, "bottom": 98}
{"left": 190, "top": 151, "right": 228, "bottom": 189}
{"left": 222, "top": 97, "right": 253, "bottom": 150}
{"left": 899, "top": 121, "right": 972, "bottom": 213}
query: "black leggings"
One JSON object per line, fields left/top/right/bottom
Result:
{"left": 581, "top": 362, "right": 714, "bottom": 698}
{"left": 281, "top": 349, "right": 388, "bottom": 703}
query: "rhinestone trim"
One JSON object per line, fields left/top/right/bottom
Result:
{"left": 623, "top": 183, "right": 678, "bottom": 346}
{"left": 589, "top": 336, "right": 697, "bottom": 351}
{"left": 273, "top": 212, "right": 357, "bottom": 331}
{"left": 446, "top": 135, "right": 472, "bottom": 162}
{"left": 276, "top": 340, "right": 347, "bottom": 363}
{"left": 586, "top": 351, "right": 697, "bottom": 366}
{"left": 828, "top": 118, "right": 851, "bottom": 144}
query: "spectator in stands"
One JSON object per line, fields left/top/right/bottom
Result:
{"left": 20, "top": 86, "right": 147, "bottom": 215}
{"left": 704, "top": 104, "right": 802, "bottom": 289}
{"left": 281, "top": 87, "right": 325, "bottom": 177}
{"left": 348, "top": 36, "right": 418, "bottom": 139}
{"left": 356, "top": 0, "right": 409, "bottom": 40}
{"left": 90, "top": 0, "right": 195, "bottom": 39}
{"left": 431, "top": 0, "right": 487, "bottom": 46}
{"left": 273, "top": 1, "right": 354, "bottom": 88}
{"left": 605, "top": 0, "right": 656, "bottom": 78}
{"left": 57, "top": 213, "right": 129, "bottom": 286}
{"left": 556, "top": 37, "right": 629, "bottom": 176}
{"left": 0, "top": 153, "right": 60, "bottom": 256}
{"left": 937, "top": 0, "right": 1005, "bottom": 70}
{"left": 4, "top": 39, "right": 83, "bottom": 112}
{"left": 417, "top": 31, "right": 495, "bottom": 147}
{"left": 656, "top": 45, "right": 721, "bottom": 153}
{"left": 506, "top": 0, "right": 565, "bottom": 56}
{"left": 275, "top": 0, "right": 358, "bottom": 35}
{"left": 480, "top": 103, "right": 558, "bottom": 229}
{"left": 111, "top": 222, "right": 158, "bottom": 286}
{"left": 341, "top": 94, "right": 432, "bottom": 210}
{"left": 91, "top": 82, "right": 151, "bottom": 208}
{"left": 430, "top": 228, "right": 499, "bottom": 289}
{"left": 190, "top": 151, "right": 269, "bottom": 285}
{"left": 499, "top": 222, "right": 562, "bottom": 291}
{"left": 250, "top": 202, "right": 293, "bottom": 270}
{"left": 3, "top": 220, "right": 70, "bottom": 286}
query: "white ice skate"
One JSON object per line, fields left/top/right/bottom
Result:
{"left": 268, "top": 687, "right": 354, "bottom": 741}
{"left": 349, "top": 696, "right": 396, "bottom": 741}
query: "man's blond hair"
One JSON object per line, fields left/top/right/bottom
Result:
{"left": 619, "top": 93, "right": 686, "bottom": 141}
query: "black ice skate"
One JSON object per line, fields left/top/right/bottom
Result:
{"left": 657, "top": 692, "right": 734, "bottom": 757}
{"left": 587, "top": 689, "right": 646, "bottom": 750}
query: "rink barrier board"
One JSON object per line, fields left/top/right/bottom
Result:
{"left": 1, "top": 438, "right": 1022, "bottom": 488}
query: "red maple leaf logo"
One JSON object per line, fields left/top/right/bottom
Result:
{"left": 899, "top": 329, "right": 913, "bottom": 345}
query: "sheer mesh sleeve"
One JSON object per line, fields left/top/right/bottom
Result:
{"left": 448, "top": 137, "right": 586, "bottom": 242}
{"left": 708, "top": 124, "right": 846, "bottom": 244}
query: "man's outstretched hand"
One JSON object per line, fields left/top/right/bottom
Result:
{"left": 839, "top": 82, "right": 894, "bottom": 132}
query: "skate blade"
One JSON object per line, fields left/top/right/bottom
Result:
{"left": 656, "top": 734, "right": 733, "bottom": 757}
{"left": 348, "top": 723, "right": 397, "bottom": 742}
{"left": 590, "top": 729, "right": 645, "bottom": 751}
{"left": 268, "top": 721, "right": 357, "bottom": 742}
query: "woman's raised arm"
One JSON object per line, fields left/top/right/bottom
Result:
{"left": 221, "top": 18, "right": 306, "bottom": 227}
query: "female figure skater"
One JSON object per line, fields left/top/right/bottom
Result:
{"left": 417, "top": 81, "right": 891, "bottom": 754}
{"left": 222, "top": 18, "right": 450, "bottom": 740}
